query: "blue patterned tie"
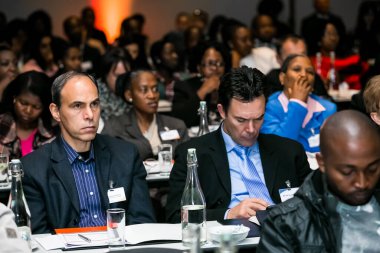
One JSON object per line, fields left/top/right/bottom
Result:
{"left": 234, "top": 145, "right": 274, "bottom": 205}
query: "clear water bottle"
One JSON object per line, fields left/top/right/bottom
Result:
{"left": 181, "top": 148, "right": 207, "bottom": 246}
{"left": 197, "top": 101, "right": 210, "bottom": 137}
{"left": 8, "top": 159, "right": 32, "bottom": 249}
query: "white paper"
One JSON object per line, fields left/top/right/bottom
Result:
{"left": 125, "top": 223, "right": 181, "bottom": 244}
{"left": 35, "top": 235, "right": 65, "bottom": 250}
{"left": 34, "top": 232, "right": 109, "bottom": 250}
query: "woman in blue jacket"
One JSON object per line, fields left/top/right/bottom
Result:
{"left": 261, "top": 54, "right": 336, "bottom": 152}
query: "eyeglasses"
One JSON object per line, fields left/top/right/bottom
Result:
{"left": 201, "top": 61, "right": 225, "bottom": 68}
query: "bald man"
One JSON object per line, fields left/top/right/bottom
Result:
{"left": 257, "top": 110, "right": 380, "bottom": 252}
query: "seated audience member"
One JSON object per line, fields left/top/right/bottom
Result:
{"left": 21, "top": 71, "right": 155, "bottom": 234}
{"left": 172, "top": 41, "right": 230, "bottom": 127}
{"left": 257, "top": 110, "right": 380, "bottom": 252}
{"left": 363, "top": 75, "right": 380, "bottom": 125}
{"left": 257, "top": 0, "right": 293, "bottom": 38}
{"left": 0, "top": 203, "right": 30, "bottom": 252}
{"left": 63, "top": 15, "right": 103, "bottom": 76}
{"left": 250, "top": 14, "right": 278, "bottom": 50}
{"left": 265, "top": 35, "right": 328, "bottom": 98}
{"left": 261, "top": 54, "right": 336, "bottom": 153}
{"left": 102, "top": 70, "right": 189, "bottom": 160}
{"left": 118, "top": 35, "right": 150, "bottom": 70}
{"left": 301, "top": 0, "right": 346, "bottom": 56}
{"left": 0, "top": 71, "right": 54, "bottom": 159}
{"left": 81, "top": 6, "right": 108, "bottom": 49}
{"left": 0, "top": 45, "right": 18, "bottom": 103}
{"left": 52, "top": 43, "right": 82, "bottom": 80}
{"left": 150, "top": 39, "right": 190, "bottom": 102}
{"left": 98, "top": 47, "right": 132, "bottom": 120}
{"left": 310, "top": 20, "right": 367, "bottom": 90}
{"left": 166, "top": 66, "right": 311, "bottom": 223}
{"left": 221, "top": 20, "right": 253, "bottom": 68}
{"left": 164, "top": 11, "right": 191, "bottom": 57}
{"left": 22, "top": 34, "right": 59, "bottom": 78}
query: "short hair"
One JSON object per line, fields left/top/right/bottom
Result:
{"left": 364, "top": 75, "right": 380, "bottom": 114}
{"left": 115, "top": 69, "right": 151, "bottom": 102}
{"left": 280, "top": 54, "right": 308, "bottom": 73}
{"left": 218, "top": 66, "right": 265, "bottom": 113}
{"left": 279, "top": 34, "right": 306, "bottom": 55}
{"left": 51, "top": 71, "right": 98, "bottom": 108}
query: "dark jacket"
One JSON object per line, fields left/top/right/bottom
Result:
{"left": 102, "top": 109, "right": 189, "bottom": 160}
{"left": 258, "top": 170, "right": 380, "bottom": 252}
{"left": 166, "top": 127, "right": 311, "bottom": 223}
{"left": 21, "top": 134, "right": 156, "bottom": 234}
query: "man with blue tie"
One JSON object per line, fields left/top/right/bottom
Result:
{"left": 21, "top": 71, "right": 155, "bottom": 233}
{"left": 166, "top": 66, "right": 311, "bottom": 222}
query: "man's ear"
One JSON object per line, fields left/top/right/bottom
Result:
{"left": 370, "top": 112, "right": 380, "bottom": 126}
{"left": 49, "top": 103, "right": 61, "bottom": 122}
{"left": 217, "top": 104, "right": 226, "bottom": 120}
{"left": 316, "top": 152, "right": 325, "bottom": 173}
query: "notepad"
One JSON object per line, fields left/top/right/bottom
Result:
{"left": 35, "top": 223, "right": 183, "bottom": 250}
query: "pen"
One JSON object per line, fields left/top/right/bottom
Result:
{"left": 78, "top": 234, "right": 92, "bottom": 243}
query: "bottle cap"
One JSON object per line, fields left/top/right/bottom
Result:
{"left": 187, "top": 148, "right": 197, "bottom": 164}
{"left": 200, "top": 101, "right": 206, "bottom": 109}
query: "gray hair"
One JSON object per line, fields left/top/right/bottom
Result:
{"left": 51, "top": 71, "right": 98, "bottom": 107}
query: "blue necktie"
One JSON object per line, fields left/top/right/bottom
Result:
{"left": 234, "top": 145, "right": 274, "bottom": 205}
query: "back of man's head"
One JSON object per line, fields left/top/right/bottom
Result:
{"left": 318, "top": 110, "right": 380, "bottom": 205}
{"left": 218, "top": 66, "right": 265, "bottom": 113}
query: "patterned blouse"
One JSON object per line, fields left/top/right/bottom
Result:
{"left": 97, "top": 79, "right": 130, "bottom": 120}
{"left": 0, "top": 113, "right": 55, "bottom": 160}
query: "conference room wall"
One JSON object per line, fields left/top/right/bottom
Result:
{"left": 0, "top": 0, "right": 361, "bottom": 49}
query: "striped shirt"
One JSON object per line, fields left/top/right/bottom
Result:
{"left": 61, "top": 137, "right": 107, "bottom": 227}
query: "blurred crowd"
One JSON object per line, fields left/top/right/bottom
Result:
{"left": 0, "top": 0, "right": 379, "bottom": 160}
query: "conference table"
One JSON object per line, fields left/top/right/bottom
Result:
{"left": 31, "top": 219, "right": 261, "bottom": 252}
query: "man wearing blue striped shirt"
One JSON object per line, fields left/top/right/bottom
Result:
{"left": 21, "top": 71, "right": 155, "bottom": 234}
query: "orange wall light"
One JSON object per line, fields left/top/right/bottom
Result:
{"left": 90, "top": 0, "right": 132, "bottom": 43}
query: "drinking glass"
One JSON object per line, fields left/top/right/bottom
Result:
{"left": 158, "top": 144, "right": 172, "bottom": 176}
{"left": 107, "top": 208, "right": 125, "bottom": 250}
{"left": 0, "top": 154, "right": 9, "bottom": 186}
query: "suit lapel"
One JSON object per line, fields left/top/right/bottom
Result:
{"left": 258, "top": 135, "right": 278, "bottom": 197}
{"left": 93, "top": 135, "right": 111, "bottom": 210}
{"left": 51, "top": 138, "right": 80, "bottom": 213}
{"left": 209, "top": 128, "right": 231, "bottom": 195}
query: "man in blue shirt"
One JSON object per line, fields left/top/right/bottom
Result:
{"left": 22, "top": 71, "right": 155, "bottom": 233}
{"left": 166, "top": 66, "right": 311, "bottom": 222}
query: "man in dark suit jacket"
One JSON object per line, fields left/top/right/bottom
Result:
{"left": 166, "top": 66, "right": 311, "bottom": 222}
{"left": 21, "top": 71, "right": 155, "bottom": 234}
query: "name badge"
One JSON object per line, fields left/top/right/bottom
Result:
{"left": 107, "top": 187, "right": 126, "bottom": 204}
{"left": 279, "top": 187, "right": 299, "bottom": 202}
{"left": 308, "top": 134, "right": 320, "bottom": 148}
{"left": 160, "top": 130, "right": 180, "bottom": 141}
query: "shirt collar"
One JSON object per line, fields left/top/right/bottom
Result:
{"left": 61, "top": 136, "right": 94, "bottom": 164}
{"left": 220, "top": 122, "right": 259, "bottom": 154}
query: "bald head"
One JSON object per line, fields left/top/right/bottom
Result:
{"left": 317, "top": 110, "right": 380, "bottom": 206}
{"left": 320, "top": 110, "right": 380, "bottom": 155}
